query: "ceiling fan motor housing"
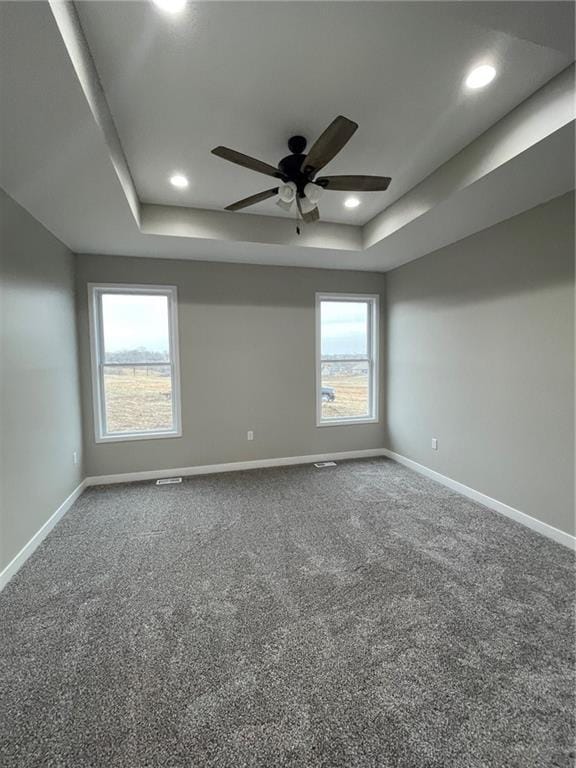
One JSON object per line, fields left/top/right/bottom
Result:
{"left": 278, "top": 135, "right": 313, "bottom": 196}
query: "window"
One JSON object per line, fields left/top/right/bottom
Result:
{"left": 88, "top": 284, "right": 181, "bottom": 442}
{"left": 316, "top": 293, "right": 379, "bottom": 426}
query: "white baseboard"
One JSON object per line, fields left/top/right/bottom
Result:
{"left": 0, "top": 480, "right": 88, "bottom": 592}
{"left": 3, "top": 447, "right": 570, "bottom": 594}
{"left": 85, "top": 448, "right": 388, "bottom": 487}
{"left": 382, "top": 449, "right": 575, "bottom": 550}
{"left": 86, "top": 448, "right": 575, "bottom": 549}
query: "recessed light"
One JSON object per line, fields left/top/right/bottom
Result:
{"left": 465, "top": 64, "right": 497, "bottom": 90}
{"left": 153, "top": 0, "right": 186, "bottom": 14}
{"left": 169, "top": 173, "right": 189, "bottom": 189}
{"left": 344, "top": 197, "right": 360, "bottom": 209}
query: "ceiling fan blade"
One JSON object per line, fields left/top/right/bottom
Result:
{"left": 225, "top": 187, "right": 279, "bottom": 211}
{"left": 301, "top": 116, "right": 358, "bottom": 176}
{"left": 212, "top": 146, "right": 282, "bottom": 178}
{"left": 296, "top": 196, "right": 320, "bottom": 223}
{"left": 316, "top": 175, "right": 392, "bottom": 191}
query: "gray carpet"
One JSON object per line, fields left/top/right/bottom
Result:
{"left": 0, "top": 458, "right": 574, "bottom": 767}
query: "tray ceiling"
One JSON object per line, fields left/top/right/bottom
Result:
{"left": 77, "top": 1, "right": 571, "bottom": 224}
{"left": 0, "top": 1, "right": 574, "bottom": 270}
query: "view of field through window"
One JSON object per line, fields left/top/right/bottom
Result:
{"left": 99, "top": 291, "right": 176, "bottom": 435}
{"left": 103, "top": 366, "right": 173, "bottom": 433}
{"left": 321, "top": 364, "right": 369, "bottom": 419}
{"left": 320, "top": 299, "right": 373, "bottom": 421}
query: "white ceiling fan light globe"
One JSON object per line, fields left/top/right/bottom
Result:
{"left": 276, "top": 198, "right": 294, "bottom": 211}
{"left": 278, "top": 181, "right": 297, "bottom": 203}
{"left": 304, "top": 182, "right": 323, "bottom": 205}
{"left": 299, "top": 197, "right": 316, "bottom": 215}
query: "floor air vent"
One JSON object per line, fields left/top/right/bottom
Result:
{"left": 156, "top": 477, "right": 183, "bottom": 485}
{"left": 314, "top": 462, "right": 337, "bottom": 468}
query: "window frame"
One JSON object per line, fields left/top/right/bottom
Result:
{"left": 88, "top": 283, "right": 182, "bottom": 443}
{"left": 315, "top": 292, "right": 379, "bottom": 427}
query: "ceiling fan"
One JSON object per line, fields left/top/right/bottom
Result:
{"left": 211, "top": 116, "right": 391, "bottom": 224}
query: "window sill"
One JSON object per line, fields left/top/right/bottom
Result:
{"left": 94, "top": 429, "right": 182, "bottom": 444}
{"left": 316, "top": 417, "right": 379, "bottom": 428}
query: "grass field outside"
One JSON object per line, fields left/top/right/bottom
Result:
{"left": 321, "top": 374, "right": 369, "bottom": 419}
{"left": 104, "top": 367, "right": 173, "bottom": 433}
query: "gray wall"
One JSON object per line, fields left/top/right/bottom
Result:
{"left": 75, "top": 255, "right": 386, "bottom": 477}
{"left": 0, "top": 189, "right": 83, "bottom": 572}
{"left": 385, "top": 192, "right": 575, "bottom": 535}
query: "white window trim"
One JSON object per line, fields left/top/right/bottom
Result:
{"left": 315, "top": 292, "right": 379, "bottom": 427}
{"left": 88, "top": 283, "right": 182, "bottom": 443}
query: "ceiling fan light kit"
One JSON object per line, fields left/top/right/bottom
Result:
{"left": 211, "top": 116, "right": 392, "bottom": 225}
{"left": 278, "top": 181, "right": 297, "bottom": 203}
{"left": 276, "top": 197, "right": 294, "bottom": 212}
{"left": 304, "top": 182, "right": 323, "bottom": 205}
{"left": 298, "top": 196, "right": 316, "bottom": 215}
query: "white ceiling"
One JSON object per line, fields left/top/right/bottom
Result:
{"left": 0, "top": 1, "right": 574, "bottom": 271}
{"left": 76, "top": 1, "right": 571, "bottom": 224}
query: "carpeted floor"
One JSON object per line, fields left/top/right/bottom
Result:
{"left": 0, "top": 458, "right": 574, "bottom": 767}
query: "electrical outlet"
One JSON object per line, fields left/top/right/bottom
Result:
{"left": 431, "top": 438, "right": 438, "bottom": 451}
{"left": 73, "top": 451, "right": 79, "bottom": 465}
{"left": 247, "top": 430, "right": 254, "bottom": 441}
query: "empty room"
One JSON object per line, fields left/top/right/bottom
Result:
{"left": 1, "top": 1, "right": 574, "bottom": 765}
